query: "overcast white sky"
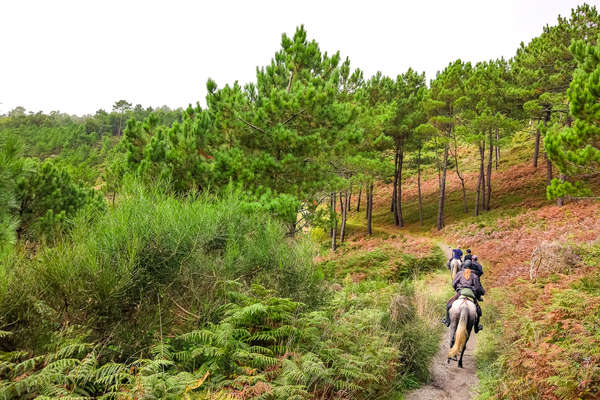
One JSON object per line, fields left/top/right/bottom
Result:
{"left": 1, "top": 0, "right": 597, "bottom": 116}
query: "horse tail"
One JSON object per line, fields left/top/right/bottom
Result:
{"left": 448, "top": 306, "right": 468, "bottom": 359}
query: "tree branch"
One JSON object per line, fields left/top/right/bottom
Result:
{"left": 281, "top": 108, "right": 306, "bottom": 125}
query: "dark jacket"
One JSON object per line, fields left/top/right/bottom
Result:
{"left": 464, "top": 254, "right": 473, "bottom": 261}
{"left": 462, "top": 259, "right": 483, "bottom": 277}
{"left": 452, "top": 270, "right": 485, "bottom": 299}
{"left": 471, "top": 261, "right": 484, "bottom": 277}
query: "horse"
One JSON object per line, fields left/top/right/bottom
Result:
{"left": 446, "top": 295, "right": 477, "bottom": 368}
{"left": 450, "top": 258, "right": 462, "bottom": 280}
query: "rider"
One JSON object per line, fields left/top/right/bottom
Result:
{"left": 442, "top": 261, "right": 485, "bottom": 333}
{"left": 464, "top": 249, "right": 472, "bottom": 261}
{"left": 447, "top": 244, "right": 463, "bottom": 269}
{"left": 471, "top": 255, "right": 483, "bottom": 277}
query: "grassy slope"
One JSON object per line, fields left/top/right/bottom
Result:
{"left": 337, "top": 131, "right": 600, "bottom": 399}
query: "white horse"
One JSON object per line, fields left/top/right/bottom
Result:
{"left": 447, "top": 295, "right": 477, "bottom": 368}
{"left": 450, "top": 258, "right": 462, "bottom": 280}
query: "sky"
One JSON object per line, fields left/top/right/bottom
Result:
{"left": 1, "top": 0, "right": 597, "bottom": 116}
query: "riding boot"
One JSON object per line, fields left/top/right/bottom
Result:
{"left": 442, "top": 305, "right": 451, "bottom": 327}
{"left": 474, "top": 315, "right": 483, "bottom": 333}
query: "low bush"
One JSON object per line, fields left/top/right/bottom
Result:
{"left": 390, "top": 246, "right": 445, "bottom": 281}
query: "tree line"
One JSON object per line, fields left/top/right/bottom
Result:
{"left": 1, "top": 4, "right": 599, "bottom": 255}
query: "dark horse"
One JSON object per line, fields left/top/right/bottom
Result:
{"left": 447, "top": 295, "right": 477, "bottom": 368}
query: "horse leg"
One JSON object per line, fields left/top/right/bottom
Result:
{"left": 458, "top": 337, "right": 468, "bottom": 368}
{"left": 458, "top": 320, "right": 474, "bottom": 368}
{"left": 448, "top": 313, "right": 458, "bottom": 363}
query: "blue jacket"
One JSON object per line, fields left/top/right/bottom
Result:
{"left": 452, "top": 248, "right": 463, "bottom": 260}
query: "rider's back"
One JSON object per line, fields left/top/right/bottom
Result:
{"left": 452, "top": 269, "right": 485, "bottom": 298}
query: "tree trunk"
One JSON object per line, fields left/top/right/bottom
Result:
{"left": 437, "top": 144, "right": 449, "bottom": 230}
{"left": 394, "top": 145, "right": 404, "bottom": 227}
{"left": 366, "top": 183, "right": 373, "bottom": 235}
{"left": 391, "top": 151, "right": 398, "bottom": 213}
{"left": 435, "top": 137, "right": 442, "bottom": 188}
{"left": 452, "top": 130, "right": 467, "bottom": 213}
{"left": 331, "top": 193, "right": 337, "bottom": 251}
{"left": 481, "top": 140, "right": 486, "bottom": 210}
{"left": 486, "top": 130, "right": 493, "bottom": 211}
{"left": 340, "top": 190, "right": 349, "bottom": 243}
{"left": 339, "top": 192, "right": 344, "bottom": 215}
{"left": 557, "top": 116, "right": 572, "bottom": 207}
{"left": 348, "top": 190, "right": 352, "bottom": 212}
{"left": 546, "top": 154, "right": 553, "bottom": 186}
{"left": 533, "top": 118, "right": 541, "bottom": 168}
{"left": 417, "top": 147, "right": 423, "bottom": 226}
{"left": 356, "top": 187, "right": 362, "bottom": 212}
{"left": 495, "top": 129, "right": 500, "bottom": 170}
{"left": 557, "top": 173, "right": 566, "bottom": 206}
{"left": 544, "top": 110, "right": 553, "bottom": 186}
{"left": 475, "top": 141, "right": 484, "bottom": 216}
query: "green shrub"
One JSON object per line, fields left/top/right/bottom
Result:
{"left": 390, "top": 246, "right": 445, "bottom": 281}
{"left": 1, "top": 184, "right": 323, "bottom": 356}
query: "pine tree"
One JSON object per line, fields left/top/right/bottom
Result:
{"left": 424, "top": 60, "right": 471, "bottom": 230}
{"left": 545, "top": 33, "right": 600, "bottom": 199}
{"left": 513, "top": 4, "right": 600, "bottom": 180}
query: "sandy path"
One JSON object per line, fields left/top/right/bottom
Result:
{"left": 404, "top": 243, "right": 479, "bottom": 400}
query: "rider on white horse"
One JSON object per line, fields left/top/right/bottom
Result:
{"left": 447, "top": 244, "right": 463, "bottom": 269}
{"left": 443, "top": 261, "right": 485, "bottom": 333}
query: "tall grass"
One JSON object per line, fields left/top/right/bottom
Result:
{"left": 0, "top": 183, "right": 323, "bottom": 356}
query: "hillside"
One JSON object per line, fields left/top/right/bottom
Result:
{"left": 330, "top": 133, "right": 600, "bottom": 399}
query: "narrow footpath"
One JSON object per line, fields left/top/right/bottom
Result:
{"left": 404, "top": 244, "right": 479, "bottom": 400}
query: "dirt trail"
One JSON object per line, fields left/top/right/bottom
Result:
{"left": 405, "top": 243, "right": 479, "bottom": 400}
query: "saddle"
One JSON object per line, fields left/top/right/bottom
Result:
{"left": 458, "top": 288, "right": 477, "bottom": 302}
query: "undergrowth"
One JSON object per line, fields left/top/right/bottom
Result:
{"left": 0, "top": 184, "right": 446, "bottom": 399}
{"left": 475, "top": 242, "right": 600, "bottom": 399}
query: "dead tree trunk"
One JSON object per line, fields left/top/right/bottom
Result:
{"left": 437, "top": 144, "right": 449, "bottom": 230}
{"left": 356, "top": 187, "right": 362, "bottom": 212}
